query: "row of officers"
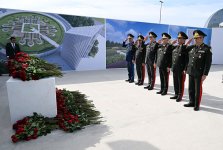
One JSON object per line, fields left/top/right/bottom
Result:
{"left": 122, "top": 30, "right": 212, "bottom": 111}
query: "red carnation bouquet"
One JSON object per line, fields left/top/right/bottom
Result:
{"left": 8, "top": 52, "right": 62, "bottom": 81}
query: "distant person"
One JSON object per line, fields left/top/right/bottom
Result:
{"left": 6, "top": 37, "right": 20, "bottom": 59}
{"left": 156, "top": 33, "right": 173, "bottom": 95}
{"left": 184, "top": 30, "right": 212, "bottom": 111}
{"left": 170, "top": 32, "right": 188, "bottom": 102}
{"left": 123, "top": 33, "right": 136, "bottom": 83}
{"left": 143, "top": 32, "right": 159, "bottom": 90}
{"left": 135, "top": 35, "right": 146, "bottom": 86}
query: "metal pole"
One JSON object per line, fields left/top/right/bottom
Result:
{"left": 159, "top": 1, "right": 163, "bottom": 24}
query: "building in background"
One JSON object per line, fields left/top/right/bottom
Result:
{"left": 205, "top": 8, "right": 223, "bottom": 28}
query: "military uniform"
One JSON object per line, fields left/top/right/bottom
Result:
{"left": 144, "top": 32, "right": 159, "bottom": 90}
{"left": 156, "top": 33, "right": 173, "bottom": 95}
{"left": 184, "top": 30, "right": 212, "bottom": 111}
{"left": 123, "top": 34, "right": 136, "bottom": 83}
{"left": 135, "top": 35, "right": 146, "bottom": 85}
{"left": 170, "top": 32, "right": 188, "bottom": 102}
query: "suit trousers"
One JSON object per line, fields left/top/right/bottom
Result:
{"left": 127, "top": 61, "right": 134, "bottom": 81}
{"left": 159, "top": 68, "right": 170, "bottom": 92}
{"left": 173, "top": 71, "right": 186, "bottom": 99}
{"left": 146, "top": 63, "right": 156, "bottom": 87}
{"left": 188, "top": 75, "right": 203, "bottom": 107}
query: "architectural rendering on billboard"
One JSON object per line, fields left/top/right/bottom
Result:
{"left": 0, "top": 8, "right": 106, "bottom": 71}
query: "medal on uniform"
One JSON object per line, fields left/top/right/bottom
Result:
{"left": 199, "top": 55, "right": 201, "bottom": 58}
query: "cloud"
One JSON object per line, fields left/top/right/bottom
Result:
{"left": 112, "top": 20, "right": 128, "bottom": 27}
{"left": 125, "top": 29, "right": 138, "bottom": 37}
{"left": 106, "top": 23, "right": 115, "bottom": 32}
{"left": 106, "top": 23, "right": 125, "bottom": 43}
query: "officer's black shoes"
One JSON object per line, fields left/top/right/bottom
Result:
{"left": 125, "top": 79, "right": 130, "bottom": 82}
{"left": 135, "top": 82, "right": 139, "bottom": 85}
{"left": 161, "top": 91, "right": 167, "bottom": 95}
{"left": 144, "top": 85, "right": 150, "bottom": 89}
{"left": 184, "top": 103, "right": 195, "bottom": 107}
{"left": 129, "top": 80, "right": 134, "bottom": 83}
{"left": 156, "top": 91, "right": 163, "bottom": 94}
{"left": 194, "top": 106, "right": 199, "bottom": 111}
{"left": 148, "top": 87, "right": 153, "bottom": 90}
{"left": 138, "top": 82, "right": 143, "bottom": 86}
{"left": 176, "top": 98, "right": 182, "bottom": 102}
{"left": 170, "top": 95, "right": 178, "bottom": 99}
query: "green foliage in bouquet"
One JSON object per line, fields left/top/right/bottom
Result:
{"left": 8, "top": 52, "right": 62, "bottom": 81}
{"left": 11, "top": 113, "right": 57, "bottom": 143}
{"left": 11, "top": 88, "right": 102, "bottom": 143}
{"left": 56, "top": 89, "right": 102, "bottom": 132}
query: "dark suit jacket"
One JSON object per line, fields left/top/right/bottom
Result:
{"left": 6, "top": 43, "right": 20, "bottom": 59}
{"left": 171, "top": 44, "right": 188, "bottom": 72}
{"left": 186, "top": 43, "right": 212, "bottom": 77}
{"left": 157, "top": 43, "right": 174, "bottom": 68}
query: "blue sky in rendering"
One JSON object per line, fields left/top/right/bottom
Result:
{"left": 1, "top": 0, "right": 223, "bottom": 27}
{"left": 107, "top": 19, "right": 212, "bottom": 44}
{"left": 107, "top": 19, "right": 169, "bottom": 43}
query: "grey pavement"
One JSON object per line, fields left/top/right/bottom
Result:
{"left": 0, "top": 65, "right": 223, "bottom": 150}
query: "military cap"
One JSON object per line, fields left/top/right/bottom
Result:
{"left": 162, "top": 33, "right": 171, "bottom": 39}
{"left": 177, "top": 31, "right": 188, "bottom": 39}
{"left": 127, "top": 33, "right": 134, "bottom": 38}
{"left": 149, "top": 32, "right": 157, "bottom": 38}
{"left": 193, "top": 30, "right": 207, "bottom": 38}
{"left": 138, "top": 35, "right": 144, "bottom": 40}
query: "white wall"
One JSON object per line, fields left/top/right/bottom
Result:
{"left": 211, "top": 28, "right": 223, "bottom": 64}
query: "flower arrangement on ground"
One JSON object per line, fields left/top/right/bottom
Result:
{"left": 11, "top": 89, "right": 102, "bottom": 143}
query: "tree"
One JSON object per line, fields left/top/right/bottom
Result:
{"left": 59, "top": 15, "right": 94, "bottom": 27}
{"left": 88, "top": 40, "right": 99, "bottom": 57}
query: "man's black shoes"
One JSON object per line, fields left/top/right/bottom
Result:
{"left": 184, "top": 103, "right": 195, "bottom": 107}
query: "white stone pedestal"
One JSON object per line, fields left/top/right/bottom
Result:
{"left": 6, "top": 77, "right": 57, "bottom": 124}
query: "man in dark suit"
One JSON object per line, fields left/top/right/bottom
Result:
{"left": 144, "top": 32, "right": 159, "bottom": 90}
{"left": 135, "top": 35, "right": 146, "bottom": 86}
{"left": 156, "top": 33, "right": 173, "bottom": 95}
{"left": 123, "top": 34, "right": 136, "bottom": 83}
{"left": 6, "top": 37, "right": 20, "bottom": 59}
{"left": 184, "top": 30, "right": 212, "bottom": 111}
{"left": 170, "top": 32, "right": 188, "bottom": 102}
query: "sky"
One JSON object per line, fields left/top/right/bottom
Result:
{"left": 1, "top": 0, "right": 223, "bottom": 27}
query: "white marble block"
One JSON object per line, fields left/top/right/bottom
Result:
{"left": 6, "top": 77, "right": 57, "bottom": 124}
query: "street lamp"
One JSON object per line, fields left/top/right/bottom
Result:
{"left": 159, "top": 1, "right": 164, "bottom": 24}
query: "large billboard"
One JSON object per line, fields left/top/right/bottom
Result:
{"left": 0, "top": 8, "right": 214, "bottom": 72}
{"left": 0, "top": 8, "right": 106, "bottom": 71}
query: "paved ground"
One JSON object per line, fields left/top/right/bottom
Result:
{"left": 0, "top": 65, "right": 223, "bottom": 150}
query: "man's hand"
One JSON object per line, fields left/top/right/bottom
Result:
{"left": 153, "top": 63, "right": 156, "bottom": 68}
{"left": 132, "top": 60, "right": 135, "bottom": 63}
{"left": 171, "top": 39, "right": 177, "bottom": 45}
{"left": 167, "top": 68, "right": 170, "bottom": 72}
{"left": 142, "top": 63, "right": 145, "bottom": 66}
{"left": 202, "top": 75, "right": 207, "bottom": 82}
{"left": 186, "top": 38, "right": 193, "bottom": 46}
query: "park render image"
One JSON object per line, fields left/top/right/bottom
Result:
{"left": 0, "top": 12, "right": 64, "bottom": 54}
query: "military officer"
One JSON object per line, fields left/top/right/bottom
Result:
{"left": 156, "top": 33, "right": 173, "bottom": 95}
{"left": 135, "top": 35, "right": 146, "bottom": 86}
{"left": 184, "top": 30, "right": 212, "bottom": 111}
{"left": 123, "top": 33, "right": 136, "bottom": 83}
{"left": 144, "top": 32, "right": 159, "bottom": 90}
{"left": 170, "top": 32, "right": 188, "bottom": 102}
